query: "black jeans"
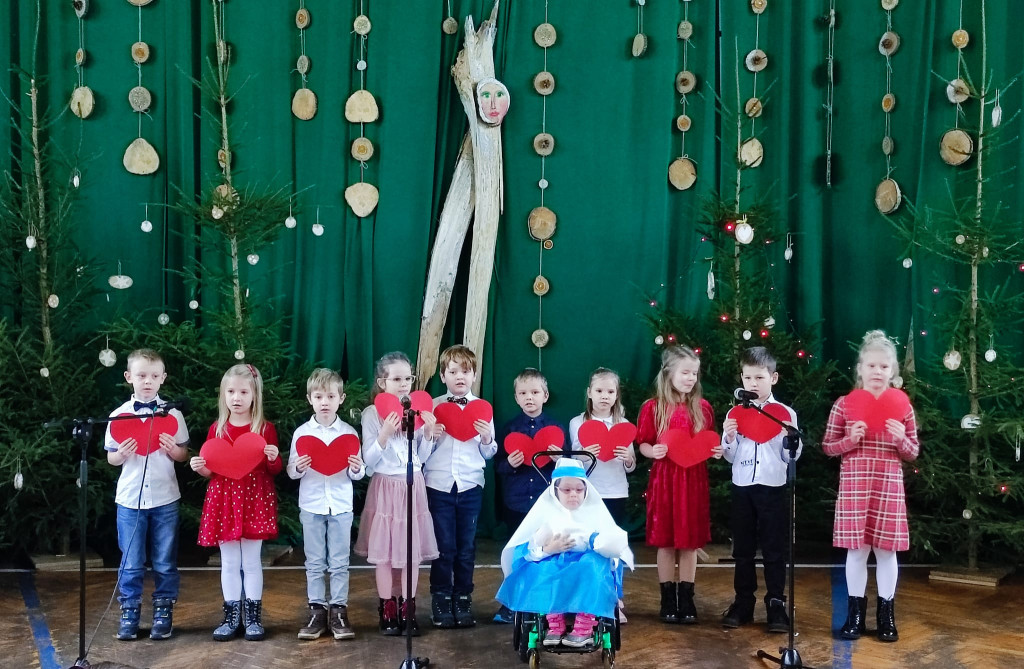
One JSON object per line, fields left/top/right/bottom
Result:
{"left": 427, "top": 483, "right": 483, "bottom": 596}
{"left": 730, "top": 483, "right": 787, "bottom": 603}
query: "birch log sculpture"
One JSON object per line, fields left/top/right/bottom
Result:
{"left": 416, "top": 2, "right": 505, "bottom": 393}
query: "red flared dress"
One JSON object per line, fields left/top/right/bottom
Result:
{"left": 638, "top": 399, "right": 714, "bottom": 550}
{"left": 197, "top": 421, "right": 281, "bottom": 547}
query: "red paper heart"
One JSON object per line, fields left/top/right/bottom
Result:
{"left": 295, "top": 434, "right": 361, "bottom": 476}
{"left": 200, "top": 432, "right": 267, "bottom": 480}
{"left": 109, "top": 414, "right": 180, "bottom": 456}
{"left": 503, "top": 425, "right": 565, "bottom": 468}
{"left": 727, "top": 403, "right": 792, "bottom": 443}
{"left": 433, "top": 399, "right": 494, "bottom": 442}
{"left": 844, "top": 388, "right": 910, "bottom": 433}
{"left": 663, "top": 429, "right": 720, "bottom": 469}
{"left": 373, "top": 391, "right": 434, "bottom": 430}
{"left": 577, "top": 420, "right": 638, "bottom": 462}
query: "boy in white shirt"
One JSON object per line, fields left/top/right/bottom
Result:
{"left": 424, "top": 345, "right": 496, "bottom": 628}
{"left": 286, "top": 368, "right": 365, "bottom": 641}
{"left": 105, "top": 348, "right": 190, "bottom": 641}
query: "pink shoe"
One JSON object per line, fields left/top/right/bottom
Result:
{"left": 563, "top": 613, "right": 597, "bottom": 648}
{"left": 544, "top": 614, "right": 566, "bottom": 646}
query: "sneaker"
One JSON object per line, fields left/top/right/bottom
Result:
{"left": 543, "top": 615, "right": 565, "bottom": 646}
{"left": 766, "top": 598, "right": 790, "bottom": 634}
{"left": 115, "top": 606, "right": 140, "bottom": 641}
{"left": 430, "top": 593, "right": 456, "bottom": 629}
{"left": 561, "top": 632, "right": 594, "bottom": 648}
{"left": 329, "top": 604, "right": 355, "bottom": 640}
{"left": 721, "top": 599, "right": 755, "bottom": 628}
{"left": 149, "top": 598, "right": 174, "bottom": 640}
{"left": 453, "top": 594, "right": 475, "bottom": 627}
{"left": 493, "top": 604, "right": 514, "bottom": 624}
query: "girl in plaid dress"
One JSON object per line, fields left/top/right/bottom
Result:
{"left": 823, "top": 331, "right": 919, "bottom": 643}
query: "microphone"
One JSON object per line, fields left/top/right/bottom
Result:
{"left": 734, "top": 388, "right": 759, "bottom": 402}
{"left": 155, "top": 397, "right": 192, "bottom": 415}
{"left": 400, "top": 395, "right": 412, "bottom": 410}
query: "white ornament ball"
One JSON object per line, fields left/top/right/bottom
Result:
{"left": 285, "top": 215, "right": 297, "bottom": 229}
{"left": 157, "top": 313, "right": 170, "bottom": 325}
{"left": 13, "top": 472, "right": 23, "bottom": 490}
{"left": 985, "top": 348, "right": 997, "bottom": 362}
{"left": 39, "top": 367, "right": 49, "bottom": 378}
{"left": 188, "top": 299, "right": 199, "bottom": 310}
{"left": 141, "top": 220, "right": 153, "bottom": 233}
{"left": 955, "top": 234, "right": 966, "bottom": 245}
{"left": 742, "top": 329, "right": 752, "bottom": 340}
{"left": 26, "top": 235, "right": 37, "bottom": 249}
{"left": 961, "top": 413, "right": 981, "bottom": 429}
{"left": 72, "top": 173, "right": 81, "bottom": 188}
{"left": 538, "top": 178, "right": 549, "bottom": 190}
{"left": 211, "top": 206, "right": 224, "bottom": 220}
{"left": 764, "top": 316, "right": 776, "bottom": 329}
{"left": 312, "top": 223, "right": 325, "bottom": 236}
{"left": 982, "top": 247, "right": 990, "bottom": 258}
{"left": 902, "top": 257, "right": 913, "bottom": 269}
{"left": 892, "top": 376, "right": 904, "bottom": 389}
{"left": 47, "top": 294, "right": 59, "bottom": 308}
{"left": 783, "top": 246, "right": 793, "bottom": 261}
{"left": 962, "top": 508, "right": 973, "bottom": 520}
{"left": 99, "top": 348, "right": 117, "bottom": 367}
{"left": 943, "top": 350, "right": 962, "bottom": 371}
{"left": 247, "top": 253, "right": 260, "bottom": 265}
{"left": 356, "top": 60, "right": 367, "bottom": 71}
{"left": 233, "top": 349, "right": 246, "bottom": 360}
{"left": 654, "top": 335, "right": 664, "bottom": 346}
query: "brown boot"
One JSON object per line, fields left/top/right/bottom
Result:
{"left": 329, "top": 604, "right": 355, "bottom": 640}
{"left": 297, "top": 604, "right": 328, "bottom": 640}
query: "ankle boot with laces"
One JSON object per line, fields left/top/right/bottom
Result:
{"left": 839, "top": 595, "right": 867, "bottom": 640}
{"left": 877, "top": 597, "right": 898, "bottom": 642}
{"left": 243, "top": 598, "right": 265, "bottom": 641}
{"left": 213, "top": 600, "right": 242, "bottom": 641}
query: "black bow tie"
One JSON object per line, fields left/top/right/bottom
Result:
{"left": 447, "top": 396, "right": 469, "bottom": 406}
{"left": 134, "top": 400, "right": 158, "bottom": 412}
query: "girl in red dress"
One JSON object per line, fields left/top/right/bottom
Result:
{"left": 190, "top": 364, "right": 281, "bottom": 642}
{"left": 637, "top": 346, "right": 717, "bottom": 625}
{"left": 823, "top": 331, "right": 918, "bottom": 643}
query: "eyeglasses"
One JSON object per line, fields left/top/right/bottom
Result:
{"left": 387, "top": 375, "right": 416, "bottom": 384}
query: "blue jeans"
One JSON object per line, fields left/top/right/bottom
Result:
{"left": 427, "top": 484, "right": 482, "bottom": 596}
{"left": 300, "top": 510, "right": 353, "bottom": 606}
{"left": 115, "top": 502, "right": 180, "bottom": 607}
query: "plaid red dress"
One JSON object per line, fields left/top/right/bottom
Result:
{"left": 822, "top": 395, "right": 919, "bottom": 552}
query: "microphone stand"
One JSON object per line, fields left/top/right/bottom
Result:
{"left": 729, "top": 397, "right": 819, "bottom": 669}
{"left": 399, "top": 400, "right": 429, "bottom": 669}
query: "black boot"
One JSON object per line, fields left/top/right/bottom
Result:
{"left": 379, "top": 597, "right": 400, "bottom": 636}
{"left": 677, "top": 581, "right": 697, "bottom": 624}
{"left": 658, "top": 582, "right": 679, "bottom": 623}
{"left": 721, "top": 597, "right": 754, "bottom": 628}
{"left": 877, "top": 597, "right": 898, "bottom": 642}
{"left": 150, "top": 598, "right": 175, "bottom": 640}
{"left": 399, "top": 596, "right": 420, "bottom": 636}
{"left": 213, "top": 600, "right": 242, "bottom": 641}
{"left": 430, "top": 593, "right": 455, "bottom": 629}
{"left": 243, "top": 598, "right": 265, "bottom": 641}
{"left": 765, "top": 597, "right": 790, "bottom": 634}
{"left": 453, "top": 593, "right": 475, "bottom": 628}
{"left": 839, "top": 596, "right": 867, "bottom": 640}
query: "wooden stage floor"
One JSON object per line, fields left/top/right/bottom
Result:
{"left": 3, "top": 540, "right": 1022, "bottom": 669}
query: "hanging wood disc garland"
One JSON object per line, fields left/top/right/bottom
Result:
{"left": 74, "top": 0, "right": 90, "bottom": 18}
{"left": 675, "top": 71, "right": 697, "bottom": 94}
{"left": 128, "top": 85, "right": 152, "bottom": 112}
{"left": 676, "top": 114, "right": 692, "bottom": 132}
{"left": 296, "top": 8, "right": 311, "bottom": 29}
{"left": 528, "top": 206, "right": 557, "bottom": 241}
{"left": 874, "top": 178, "right": 902, "bottom": 214}
{"left": 745, "top": 97, "right": 763, "bottom": 118}
{"left": 940, "top": 128, "right": 973, "bottom": 165}
{"left": 531, "top": 328, "right": 550, "bottom": 348}
{"left": 351, "top": 137, "right": 374, "bottom": 161}
{"left": 297, "top": 54, "right": 311, "bottom": 75}
{"left": 533, "top": 71, "right": 555, "bottom": 95}
{"left": 631, "top": 33, "right": 648, "bottom": 58}
{"left": 131, "top": 41, "right": 151, "bottom": 64}
{"left": 534, "top": 23, "right": 557, "bottom": 47}
{"left": 345, "top": 90, "right": 380, "bottom": 122}
{"left": 345, "top": 182, "right": 379, "bottom": 217}
{"left": 69, "top": 86, "right": 95, "bottom": 118}
{"left": 123, "top": 137, "right": 160, "bottom": 175}
{"left": 740, "top": 138, "right": 764, "bottom": 167}
{"left": 532, "top": 275, "right": 551, "bottom": 296}
{"left": 442, "top": 17, "right": 458, "bottom": 34}
{"left": 668, "top": 157, "right": 697, "bottom": 191}
{"left": 533, "top": 133, "right": 555, "bottom": 156}
{"left": 291, "top": 88, "right": 318, "bottom": 120}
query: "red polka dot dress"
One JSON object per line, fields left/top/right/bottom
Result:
{"left": 198, "top": 422, "right": 281, "bottom": 547}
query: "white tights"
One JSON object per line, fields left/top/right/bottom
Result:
{"left": 220, "top": 539, "right": 263, "bottom": 601}
{"left": 846, "top": 545, "right": 898, "bottom": 599}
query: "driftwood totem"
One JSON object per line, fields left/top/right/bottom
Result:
{"left": 416, "top": 2, "right": 508, "bottom": 393}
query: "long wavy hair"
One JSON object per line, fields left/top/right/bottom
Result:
{"left": 653, "top": 346, "right": 705, "bottom": 435}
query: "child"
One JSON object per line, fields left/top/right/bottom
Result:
{"left": 356, "top": 352, "right": 440, "bottom": 637}
{"left": 190, "top": 364, "right": 281, "bottom": 642}
{"left": 493, "top": 368, "right": 567, "bottom": 623}
{"left": 424, "top": 345, "right": 497, "bottom": 628}
{"left": 496, "top": 459, "right": 633, "bottom": 648}
{"left": 637, "top": 345, "right": 715, "bottom": 625}
{"left": 823, "top": 330, "right": 919, "bottom": 643}
{"left": 286, "top": 368, "right": 364, "bottom": 641}
{"left": 104, "top": 349, "right": 190, "bottom": 640}
{"left": 720, "top": 347, "right": 802, "bottom": 632}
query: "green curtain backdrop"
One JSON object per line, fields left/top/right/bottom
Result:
{"left": 4, "top": 0, "right": 1024, "bottom": 424}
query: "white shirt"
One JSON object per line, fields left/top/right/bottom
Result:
{"left": 423, "top": 392, "right": 497, "bottom": 493}
{"left": 721, "top": 395, "right": 802, "bottom": 487}
{"left": 568, "top": 414, "right": 635, "bottom": 499}
{"left": 360, "top": 404, "right": 434, "bottom": 476}
{"left": 104, "top": 395, "right": 189, "bottom": 509}
{"left": 286, "top": 416, "right": 366, "bottom": 515}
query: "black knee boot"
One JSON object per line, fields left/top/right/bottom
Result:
{"left": 839, "top": 596, "right": 867, "bottom": 640}
{"left": 877, "top": 597, "right": 898, "bottom": 642}
{"left": 658, "top": 582, "right": 679, "bottom": 623}
{"left": 677, "top": 581, "right": 697, "bottom": 624}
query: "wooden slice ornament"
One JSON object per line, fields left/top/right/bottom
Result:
{"left": 631, "top": 33, "right": 648, "bottom": 58}
{"left": 751, "top": 0, "right": 767, "bottom": 14}
{"left": 745, "top": 49, "right": 768, "bottom": 72}
{"left": 533, "top": 71, "right": 555, "bottom": 96}
{"left": 129, "top": 85, "right": 152, "bottom": 112}
{"left": 353, "top": 15, "right": 372, "bottom": 36}
{"left": 744, "top": 97, "right": 763, "bottom": 118}
{"left": 735, "top": 222, "right": 755, "bottom": 244}
{"left": 531, "top": 329, "right": 550, "bottom": 348}
{"left": 881, "top": 0, "right": 899, "bottom": 9}
{"left": 952, "top": 29, "right": 969, "bottom": 49}
{"left": 677, "top": 20, "right": 693, "bottom": 41}
{"left": 217, "top": 40, "right": 229, "bottom": 65}
{"left": 217, "top": 148, "right": 230, "bottom": 170}
{"left": 675, "top": 71, "right": 697, "bottom": 95}
{"left": 345, "top": 90, "right": 379, "bottom": 122}
{"left": 123, "top": 137, "right": 160, "bottom": 175}
{"left": 442, "top": 17, "right": 459, "bottom": 34}
{"left": 881, "top": 93, "right": 896, "bottom": 113}
{"left": 740, "top": 138, "right": 764, "bottom": 168}
{"left": 882, "top": 136, "right": 894, "bottom": 156}
{"left": 543, "top": 239, "right": 554, "bottom": 250}
{"left": 533, "top": 133, "right": 555, "bottom": 156}
{"left": 668, "top": 158, "right": 697, "bottom": 191}
{"left": 214, "top": 183, "right": 240, "bottom": 209}
{"left": 940, "top": 128, "right": 974, "bottom": 165}
{"left": 74, "top": 0, "right": 89, "bottom": 19}
{"left": 127, "top": 0, "right": 154, "bottom": 6}
{"left": 291, "top": 88, "right": 318, "bottom": 120}
{"left": 532, "top": 275, "right": 551, "bottom": 297}
{"left": 878, "top": 31, "right": 900, "bottom": 56}
{"left": 946, "top": 79, "right": 970, "bottom": 104}
{"left": 676, "top": 115, "right": 692, "bottom": 132}
{"left": 132, "top": 41, "right": 151, "bottom": 64}
{"left": 874, "top": 178, "right": 902, "bottom": 214}
{"left": 69, "top": 86, "right": 95, "bottom": 118}
{"left": 296, "top": 54, "right": 311, "bottom": 75}
{"left": 351, "top": 137, "right": 374, "bottom": 162}
{"left": 296, "top": 8, "right": 311, "bottom": 30}
{"left": 534, "top": 23, "right": 557, "bottom": 48}
{"left": 528, "top": 207, "right": 557, "bottom": 241}
{"left": 345, "top": 182, "right": 380, "bottom": 217}
{"left": 76, "top": 48, "right": 87, "bottom": 67}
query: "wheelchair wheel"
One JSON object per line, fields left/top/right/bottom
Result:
{"left": 527, "top": 648, "right": 540, "bottom": 669}
{"left": 512, "top": 611, "right": 523, "bottom": 652}
{"left": 612, "top": 613, "right": 621, "bottom": 651}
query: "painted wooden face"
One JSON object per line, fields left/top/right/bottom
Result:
{"left": 476, "top": 78, "right": 510, "bottom": 125}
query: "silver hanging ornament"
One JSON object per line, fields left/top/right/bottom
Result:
{"left": 706, "top": 263, "right": 716, "bottom": 300}
{"left": 26, "top": 235, "right": 37, "bottom": 249}
{"left": 312, "top": 223, "right": 324, "bottom": 236}
{"left": 39, "top": 367, "right": 50, "bottom": 378}
{"left": 742, "top": 330, "right": 752, "bottom": 341}
{"left": 246, "top": 254, "right": 259, "bottom": 265}
{"left": 141, "top": 219, "right": 153, "bottom": 233}
{"left": 157, "top": 313, "right": 170, "bottom": 325}
{"left": 985, "top": 348, "right": 997, "bottom": 362}
{"left": 654, "top": 335, "right": 664, "bottom": 346}
{"left": 233, "top": 349, "right": 246, "bottom": 360}
{"left": 285, "top": 215, "right": 297, "bottom": 229}
{"left": 992, "top": 89, "right": 1003, "bottom": 128}
{"left": 188, "top": 299, "right": 199, "bottom": 310}
{"left": 962, "top": 508, "right": 973, "bottom": 520}
{"left": 943, "top": 349, "right": 962, "bottom": 370}
{"left": 99, "top": 348, "right": 117, "bottom": 367}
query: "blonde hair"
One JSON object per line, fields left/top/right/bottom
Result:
{"left": 584, "top": 367, "right": 624, "bottom": 422}
{"left": 127, "top": 348, "right": 163, "bottom": 370}
{"left": 514, "top": 367, "right": 548, "bottom": 392}
{"left": 653, "top": 346, "right": 705, "bottom": 435}
{"left": 307, "top": 367, "right": 343, "bottom": 395}
{"left": 215, "top": 364, "right": 266, "bottom": 438}
{"left": 439, "top": 345, "right": 477, "bottom": 374}
{"left": 854, "top": 329, "right": 899, "bottom": 389}
{"left": 371, "top": 351, "right": 412, "bottom": 399}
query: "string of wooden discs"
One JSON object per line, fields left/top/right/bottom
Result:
{"left": 874, "top": 0, "right": 903, "bottom": 216}
{"left": 669, "top": 0, "right": 698, "bottom": 191}
{"left": 291, "top": 1, "right": 317, "bottom": 121}
{"left": 123, "top": 0, "right": 159, "bottom": 176}
{"left": 344, "top": 1, "right": 380, "bottom": 218}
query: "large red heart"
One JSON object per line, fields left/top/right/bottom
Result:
{"left": 433, "top": 399, "right": 494, "bottom": 442}
{"left": 577, "top": 420, "right": 638, "bottom": 462}
{"left": 373, "top": 391, "right": 434, "bottom": 430}
{"left": 727, "top": 403, "right": 792, "bottom": 443}
{"left": 844, "top": 388, "right": 910, "bottom": 433}
{"left": 200, "top": 432, "right": 267, "bottom": 480}
{"left": 295, "top": 434, "right": 361, "bottom": 476}
{"left": 663, "top": 429, "right": 720, "bottom": 469}
{"left": 503, "top": 425, "right": 565, "bottom": 468}
{"left": 109, "top": 414, "right": 180, "bottom": 456}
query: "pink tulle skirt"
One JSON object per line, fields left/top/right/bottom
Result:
{"left": 355, "top": 472, "right": 439, "bottom": 568}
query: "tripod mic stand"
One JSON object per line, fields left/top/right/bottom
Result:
{"left": 399, "top": 399, "right": 429, "bottom": 669}
{"left": 729, "top": 399, "right": 819, "bottom": 669}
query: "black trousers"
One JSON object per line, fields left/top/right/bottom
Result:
{"left": 730, "top": 483, "right": 787, "bottom": 603}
